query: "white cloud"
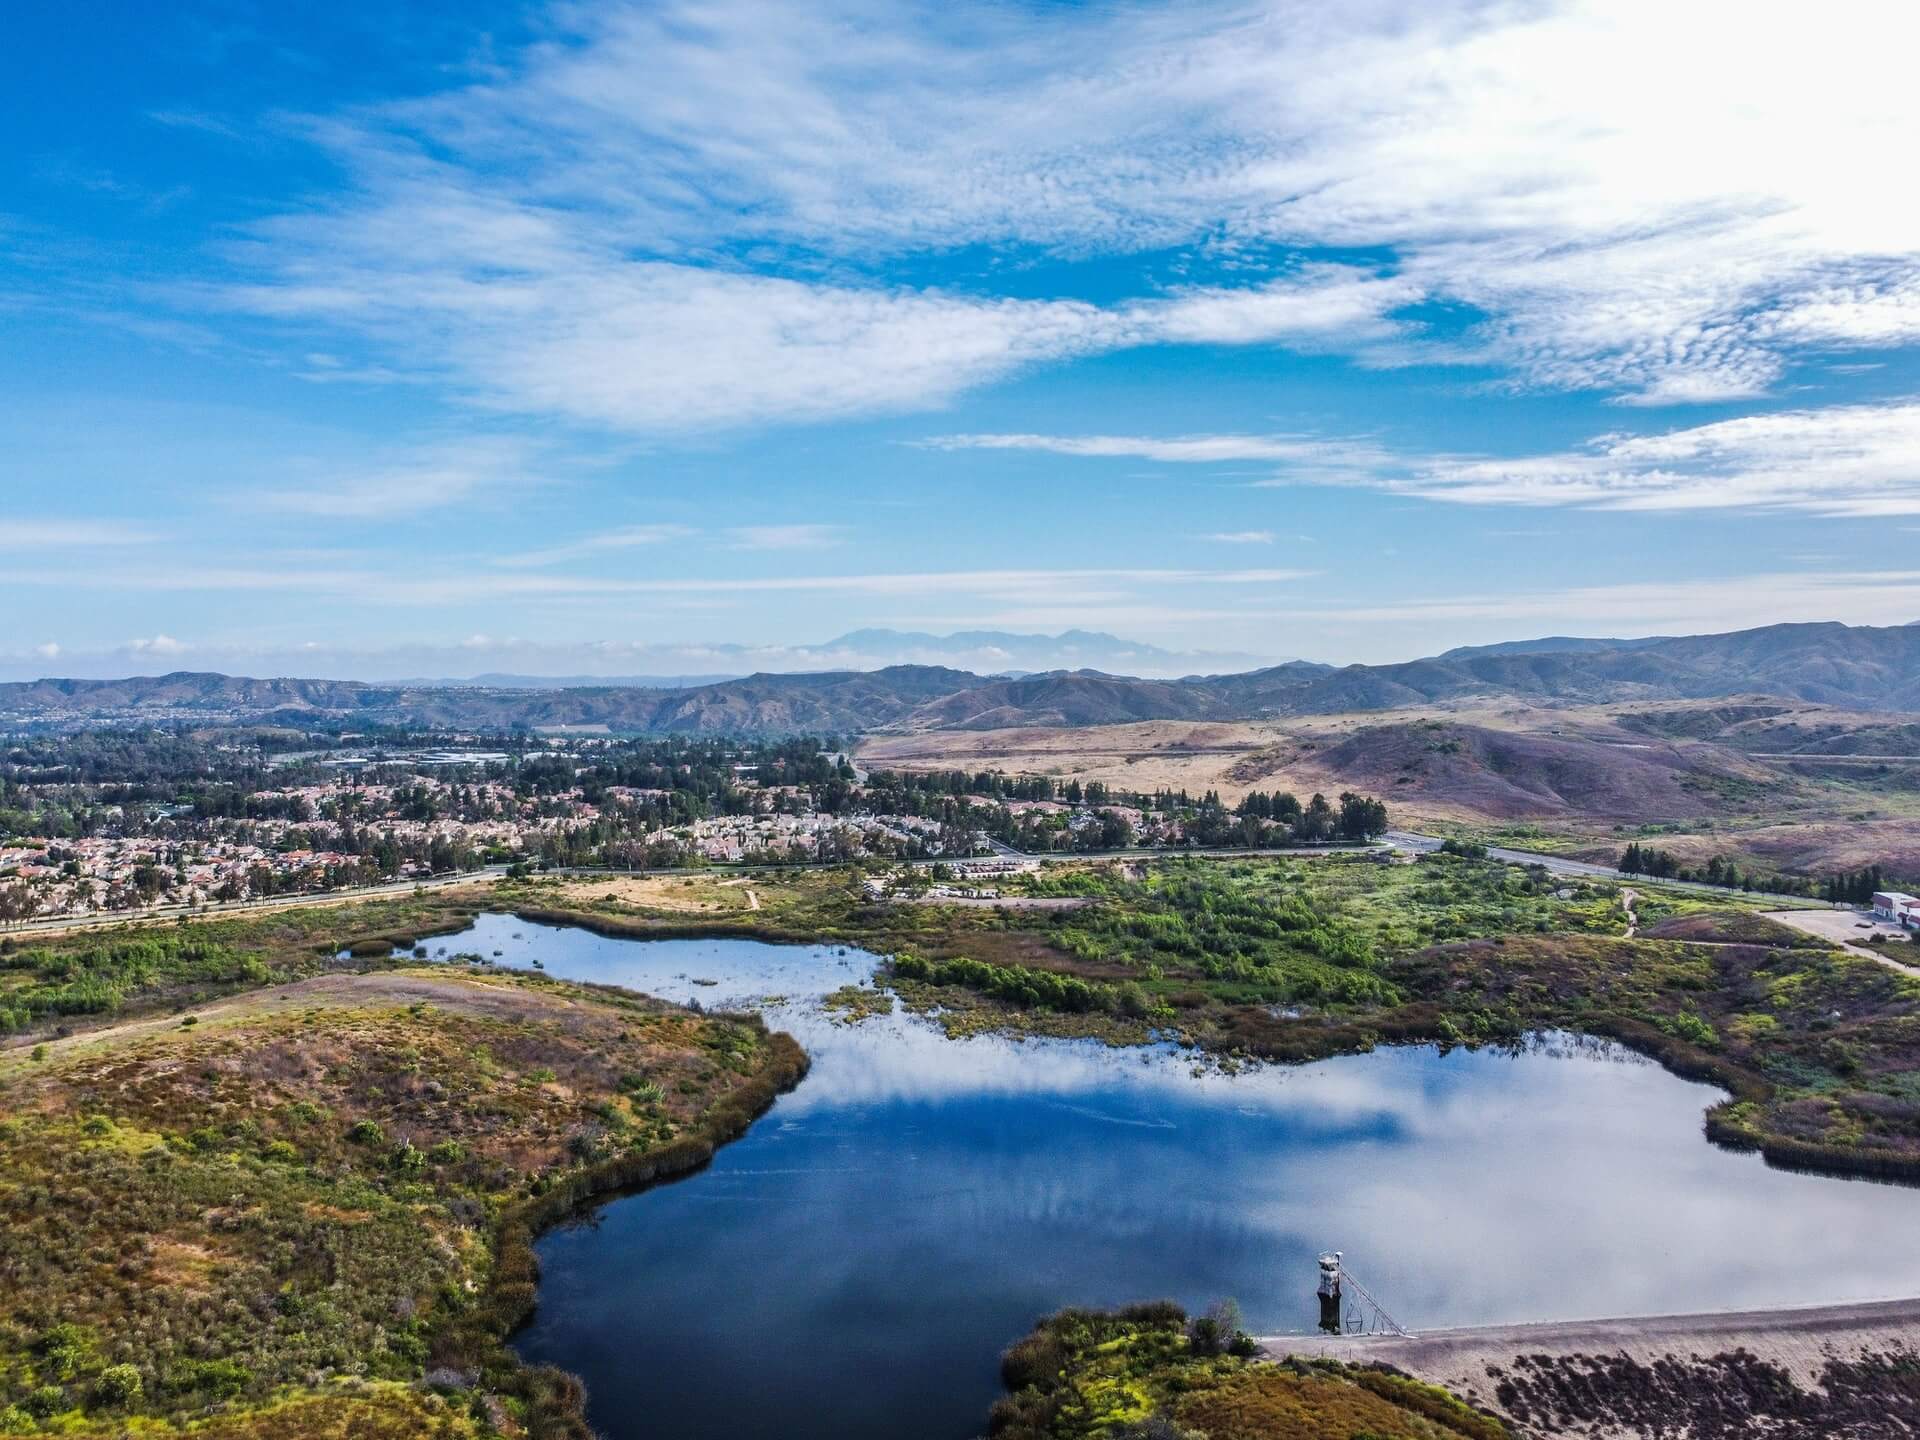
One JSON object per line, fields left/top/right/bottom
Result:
{"left": 199, "top": 0, "right": 1920, "bottom": 429}
{"left": 930, "top": 431, "right": 1395, "bottom": 485}
{"left": 1197, "top": 530, "right": 1275, "bottom": 545}
{"left": 1399, "top": 400, "right": 1920, "bottom": 515}
{"left": 214, "top": 253, "right": 1402, "bottom": 433}
{"left": 724, "top": 524, "right": 844, "bottom": 551}
{"left": 33, "top": 642, "right": 59, "bottom": 659}
{"left": 0, "top": 520, "right": 158, "bottom": 548}
{"left": 0, "top": 562, "right": 1314, "bottom": 608}
{"left": 125, "top": 634, "right": 188, "bottom": 656}
{"left": 932, "top": 399, "right": 1920, "bottom": 517}
{"left": 495, "top": 524, "right": 696, "bottom": 567}
{"left": 257, "top": 436, "right": 539, "bottom": 518}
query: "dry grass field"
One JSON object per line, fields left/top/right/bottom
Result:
{"left": 857, "top": 698, "right": 1920, "bottom": 879}
{"left": 534, "top": 872, "right": 762, "bottom": 914}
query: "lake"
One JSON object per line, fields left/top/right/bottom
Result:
{"left": 423, "top": 913, "right": 1920, "bottom": 1440}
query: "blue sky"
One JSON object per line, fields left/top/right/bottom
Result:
{"left": 6, "top": 0, "right": 1920, "bottom": 680}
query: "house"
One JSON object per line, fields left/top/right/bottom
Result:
{"left": 1871, "top": 891, "right": 1919, "bottom": 922}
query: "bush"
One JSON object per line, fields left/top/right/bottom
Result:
{"left": 1186, "top": 1299, "right": 1245, "bottom": 1357}
{"left": 93, "top": 1363, "right": 142, "bottom": 1408}
{"left": 347, "top": 1119, "right": 386, "bottom": 1146}
{"left": 1000, "top": 1332, "right": 1068, "bottom": 1391}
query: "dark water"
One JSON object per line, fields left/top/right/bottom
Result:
{"left": 425, "top": 914, "right": 1920, "bottom": 1440}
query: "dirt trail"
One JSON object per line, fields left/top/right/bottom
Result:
{"left": 0, "top": 969, "right": 588, "bottom": 1068}
{"left": 744, "top": 889, "right": 762, "bottom": 911}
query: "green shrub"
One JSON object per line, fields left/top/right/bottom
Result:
{"left": 92, "top": 1363, "right": 142, "bottom": 1408}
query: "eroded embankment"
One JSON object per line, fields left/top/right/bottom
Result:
{"left": 1264, "top": 1296, "right": 1920, "bottom": 1438}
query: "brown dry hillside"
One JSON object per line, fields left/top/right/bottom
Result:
{"left": 1255, "top": 720, "right": 1783, "bottom": 822}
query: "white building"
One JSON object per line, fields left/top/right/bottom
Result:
{"left": 1871, "top": 891, "right": 1920, "bottom": 923}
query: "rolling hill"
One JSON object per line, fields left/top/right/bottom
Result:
{"left": 7, "top": 622, "right": 1920, "bottom": 734}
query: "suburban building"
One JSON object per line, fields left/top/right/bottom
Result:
{"left": 1871, "top": 891, "right": 1920, "bottom": 924}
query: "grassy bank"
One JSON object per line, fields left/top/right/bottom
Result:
{"left": 478, "top": 859, "right": 1920, "bottom": 1184}
{"left": 0, "top": 957, "right": 805, "bottom": 1438}
{"left": 512, "top": 856, "right": 1919, "bottom": 1188}
{"left": 987, "top": 1305, "right": 1507, "bottom": 1440}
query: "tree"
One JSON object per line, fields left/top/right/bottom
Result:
{"left": 1298, "top": 792, "right": 1335, "bottom": 842}
{"left": 1336, "top": 792, "right": 1388, "bottom": 840}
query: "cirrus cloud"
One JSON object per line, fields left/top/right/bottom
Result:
{"left": 196, "top": 0, "right": 1920, "bottom": 432}
{"left": 934, "top": 399, "right": 1920, "bottom": 518}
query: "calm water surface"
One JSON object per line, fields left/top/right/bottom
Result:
{"left": 425, "top": 914, "right": 1920, "bottom": 1440}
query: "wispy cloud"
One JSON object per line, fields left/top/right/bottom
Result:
{"left": 724, "top": 524, "right": 844, "bottom": 551}
{"left": 0, "top": 520, "right": 160, "bottom": 548}
{"left": 1196, "top": 530, "right": 1275, "bottom": 545}
{"left": 495, "top": 524, "right": 695, "bottom": 568}
{"left": 1398, "top": 400, "right": 1920, "bottom": 515}
{"left": 257, "top": 437, "right": 539, "bottom": 518}
{"left": 186, "top": 0, "right": 1920, "bottom": 431}
{"left": 933, "top": 399, "right": 1920, "bottom": 517}
{"left": 929, "top": 431, "right": 1396, "bottom": 486}
{"left": 0, "top": 562, "right": 1314, "bottom": 608}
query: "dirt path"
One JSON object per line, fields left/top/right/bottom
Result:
{"left": 1261, "top": 1296, "right": 1920, "bottom": 1436}
{"left": 0, "top": 869, "right": 507, "bottom": 939}
{"left": 0, "top": 968, "right": 582, "bottom": 1070}
{"left": 744, "top": 889, "right": 762, "bottom": 911}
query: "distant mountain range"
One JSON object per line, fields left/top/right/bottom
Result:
{"left": 8, "top": 621, "right": 1920, "bottom": 734}
{"left": 0, "top": 629, "right": 1270, "bottom": 687}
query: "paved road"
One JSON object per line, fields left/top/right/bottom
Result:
{"left": 1386, "top": 829, "right": 1830, "bottom": 906}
